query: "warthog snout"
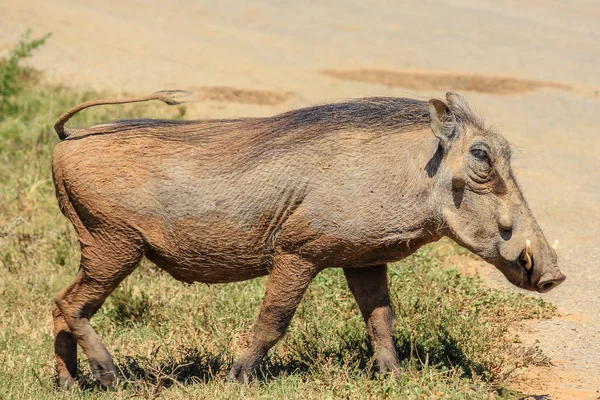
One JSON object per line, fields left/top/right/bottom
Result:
{"left": 514, "top": 239, "right": 565, "bottom": 293}
{"left": 536, "top": 271, "right": 567, "bottom": 293}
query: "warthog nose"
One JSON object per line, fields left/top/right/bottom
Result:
{"left": 537, "top": 272, "right": 566, "bottom": 293}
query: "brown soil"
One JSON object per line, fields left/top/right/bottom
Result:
{"left": 322, "top": 69, "right": 570, "bottom": 95}
{"left": 192, "top": 86, "right": 291, "bottom": 106}
{"left": 511, "top": 365, "right": 599, "bottom": 400}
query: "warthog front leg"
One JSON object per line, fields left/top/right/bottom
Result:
{"left": 344, "top": 265, "right": 400, "bottom": 375}
{"left": 227, "top": 253, "right": 320, "bottom": 383}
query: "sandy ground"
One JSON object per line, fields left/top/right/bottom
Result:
{"left": 1, "top": 0, "right": 599, "bottom": 398}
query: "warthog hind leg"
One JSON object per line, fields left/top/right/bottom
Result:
{"left": 344, "top": 265, "right": 400, "bottom": 375}
{"left": 227, "top": 253, "right": 320, "bottom": 383}
{"left": 53, "top": 238, "right": 143, "bottom": 388}
{"left": 53, "top": 305, "right": 78, "bottom": 388}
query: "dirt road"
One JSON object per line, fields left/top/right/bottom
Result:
{"left": 2, "top": 0, "right": 599, "bottom": 398}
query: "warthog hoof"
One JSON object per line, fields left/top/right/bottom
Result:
{"left": 377, "top": 356, "right": 402, "bottom": 377}
{"left": 227, "top": 361, "right": 256, "bottom": 384}
{"left": 57, "top": 373, "right": 77, "bottom": 390}
{"left": 90, "top": 359, "right": 116, "bottom": 387}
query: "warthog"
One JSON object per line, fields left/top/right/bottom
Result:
{"left": 51, "top": 91, "right": 565, "bottom": 388}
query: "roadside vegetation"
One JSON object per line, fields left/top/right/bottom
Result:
{"left": 0, "top": 35, "right": 555, "bottom": 399}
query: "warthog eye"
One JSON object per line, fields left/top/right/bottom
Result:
{"left": 470, "top": 148, "right": 488, "bottom": 161}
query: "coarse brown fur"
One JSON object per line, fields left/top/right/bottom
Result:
{"left": 50, "top": 92, "right": 565, "bottom": 388}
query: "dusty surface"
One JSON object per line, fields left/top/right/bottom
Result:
{"left": 1, "top": 0, "right": 599, "bottom": 398}
{"left": 191, "top": 86, "right": 292, "bottom": 106}
{"left": 322, "top": 69, "right": 571, "bottom": 95}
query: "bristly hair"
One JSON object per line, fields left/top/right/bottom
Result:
{"left": 64, "top": 94, "right": 501, "bottom": 168}
{"left": 262, "top": 97, "right": 431, "bottom": 134}
{"left": 73, "top": 97, "right": 431, "bottom": 141}
{"left": 69, "top": 96, "right": 494, "bottom": 152}
{"left": 446, "top": 94, "right": 486, "bottom": 131}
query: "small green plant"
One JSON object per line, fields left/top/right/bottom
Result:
{"left": 0, "top": 30, "right": 51, "bottom": 118}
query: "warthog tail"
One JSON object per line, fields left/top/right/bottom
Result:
{"left": 53, "top": 90, "right": 188, "bottom": 140}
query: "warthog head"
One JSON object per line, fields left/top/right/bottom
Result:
{"left": 430, "top": 92, "right": 565, "bottom": 293}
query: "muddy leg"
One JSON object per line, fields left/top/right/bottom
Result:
{"left": 53, "top": 305, "right": 77, "bottom": 388}
{"left": 227, "top": 254, "right": 319, "bottom": 383}
{"left": 54, "top": 245, "right": 142, "bottom": 387}
{"left": 344, "top": 265, "right": 400, "bottom": 375}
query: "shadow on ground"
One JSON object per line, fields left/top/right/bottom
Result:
{"left": 73, "top": 330, "right": 487, "bottom": 391}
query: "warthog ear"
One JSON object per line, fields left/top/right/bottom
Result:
{"left": 428, "top": 98, "right": 457, "bottom": 152}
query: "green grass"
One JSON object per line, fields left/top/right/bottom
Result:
{"left": 0, "top": 78, "right": 556, "bottom": 399}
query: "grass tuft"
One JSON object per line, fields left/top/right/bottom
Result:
{"left": 106, "top": 285, "right": 156, "bottom": 327}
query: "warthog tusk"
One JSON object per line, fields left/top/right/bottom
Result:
{"left": 552, "top": 239, "right": 559, "bottom": 250}
{"left": 524, "top": 254, "right": 532, "bottom": 270}
{"left": 524, "top": 239, "right": 533, "bottom": 270}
